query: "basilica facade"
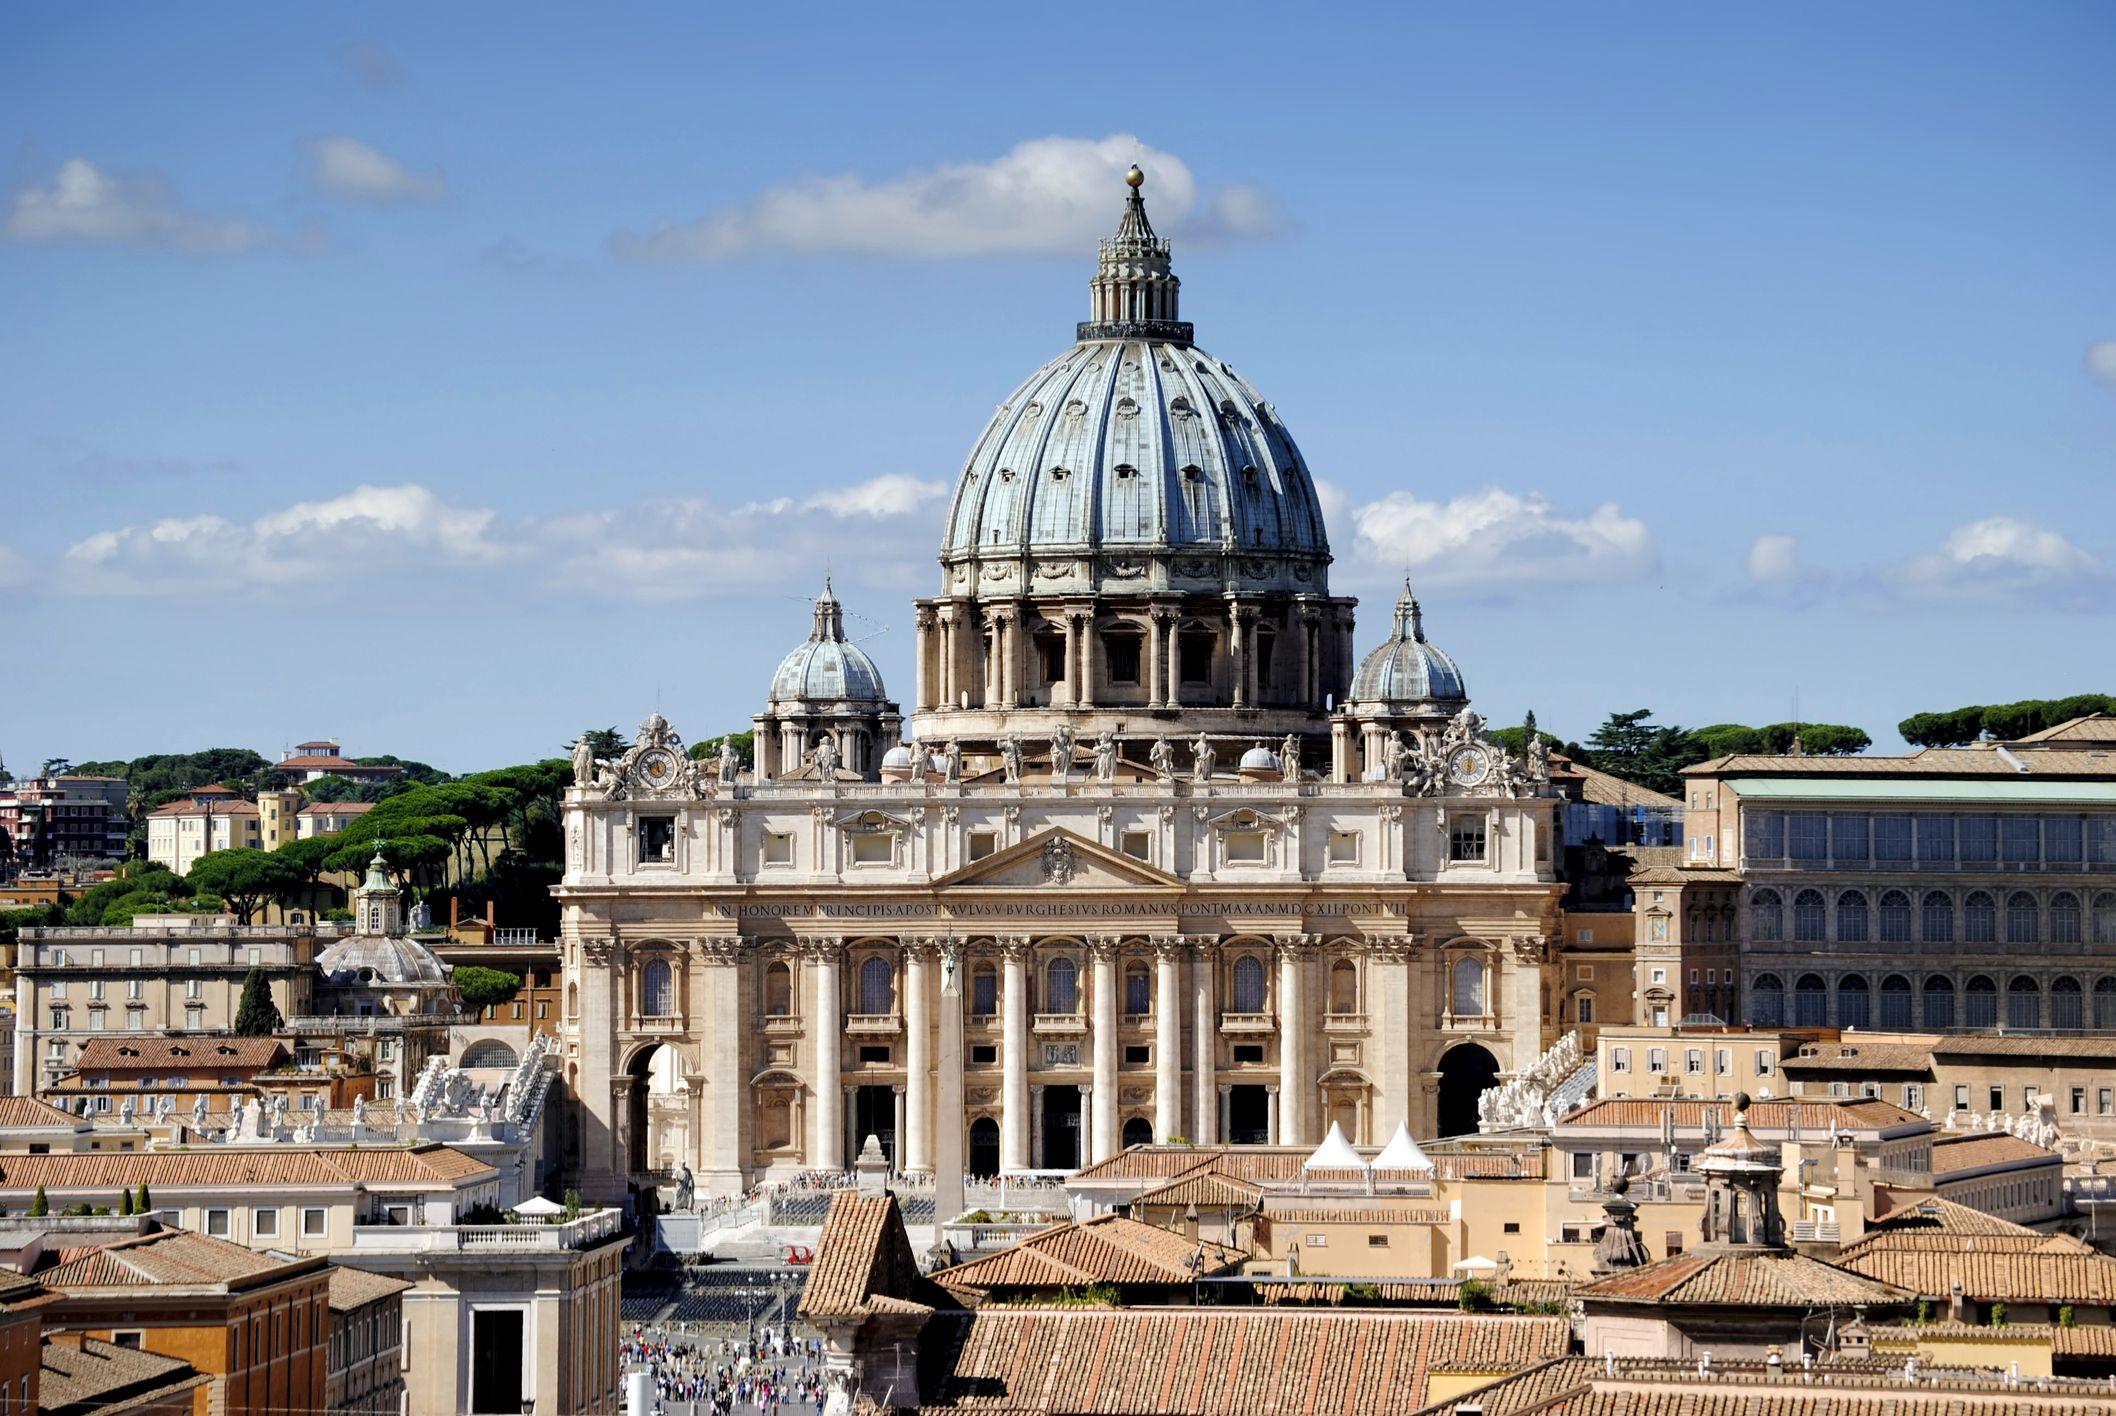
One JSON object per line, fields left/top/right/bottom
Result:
{"left": 556, "top": 170, "right": 1566, "bottom": 1200}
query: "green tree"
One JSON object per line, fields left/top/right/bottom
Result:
{"left": 27, "top": 1186, "right": 47, "bottom": 1218}
{"left": 118, "top": 1187, "right": 133, "bottom": 1216}
{"left": 186, "top": 848, "right": 307, "bottom": 925}
{"left": 233, "top": 966, "right": 283, "bottom": 1036}
{"left": 301, "top": 774, "right": 365, "bottom": 803}
{"left": 454, "top": 965, "right": 523, "bottom": 1011}
{"left": 39, "top": 757, "right": 73, "bottom": 778}
{"left": 572, "top": 727, "right": 630, "bottom": 759}
{"left": 137, "top": 1182, "right": 152, "bottom": 1213}
{"left": 1757, "top": 722, "right": 1871, "bottom": 756}
{"left": 687, "top": 731, "right": 755, "bottom": 766}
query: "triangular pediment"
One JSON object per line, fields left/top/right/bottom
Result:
{"left": 931, "top": 827, "right": 1180, "bottom": 891}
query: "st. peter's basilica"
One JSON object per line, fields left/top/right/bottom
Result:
{"left": 558, "top": 169, "right": 1564, "bottom": 1199}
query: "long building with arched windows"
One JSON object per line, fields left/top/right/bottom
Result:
{"left": 553, "top": 170, "right": 1568, "bottom": 1200}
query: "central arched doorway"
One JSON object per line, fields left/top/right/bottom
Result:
{"left": 626, "top": 1043, "right": 687, "bottom": 1177}
{"left": 1436, "top": 1043, "right": 1500, "bottom": 1139}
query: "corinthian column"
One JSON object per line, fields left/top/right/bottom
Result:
{"left": 903, "top": 939, "right": 932, "bottom": 1174}
{"left": 1000, "top": 938, "right": 1031, "bottom": 1172}
{"left": 810, "top": 939, "right": 844, "bottom": 1170}
{"left": 1277, "top": 935, "right": 1312, "bottom": 1146}
{"left": 1154, "top": 938, "right": 1184, "bottom": 1143}
{"left": 701, "top": 938, "right": 748, "bottom": 1196}
{"left": 1089, "top": 937, "right": 1120, "bottom": 1163}
{"left": 1190, "top": 937, "right": 1216, "bottom": 1146}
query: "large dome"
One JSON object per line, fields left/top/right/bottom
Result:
{"left": 937, "top": 172, "right": 1330, "bottom": 601}
{"left": 768, "top": 583, "right": 888, "bottom": 705}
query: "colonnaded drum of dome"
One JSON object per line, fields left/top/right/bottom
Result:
{"left": 559, "top": 167, "right": 1565, "bottom": 1207}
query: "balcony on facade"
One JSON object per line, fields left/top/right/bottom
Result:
{"left": 1218, "top": 1011, "right": 1275, "bottom": 1035}
{"left": 349, "top": 1207, "right": 624, "bottom": 1254}
{"left": 1032, "top": 1011, "right": 1086, "bottom": 1037}
{"left": 844, "top": 1012, "right": 903, "bottom": 1037}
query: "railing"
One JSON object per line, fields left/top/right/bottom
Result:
{"left": 28, "top": 923, "right": 351, "bottom": 940}
{"left": 845, "top": 1013, "right": 903, "bottom": 1035}
{"left": 1032, "top": 1012, "right": 1086, "bottom": 1034}
{"left": 1219, "top": 1012, "right": 1275, "bottom": 1033}
{"left": 491, "top": 928, "right": 542, "bottom": 947}
{"left": 284, "top": 1014, "right": 463, "bottom": 1035}
{"left": 349, "top": 1208, "right": 623, "bottom": 1253}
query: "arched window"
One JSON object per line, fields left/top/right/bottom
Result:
{"left": 1964, "top": 892, "right": 1996, "bottom": 944}
{"left": 1921, "top": 892, "right": 1954, "bottom": 944}
{"left": 1837, "top": 975, "right": 1871, "bottom": 1028}
{"left": 2094, "top": 893, "right": 2116, "bottom": 947}
{"left": 1124, "top": 964, "right": 1151, "bottom": 1016}
{"left": 2052, "top": 975, "right": 2084, "bottom": 1029}
{"left": 1794, "top": 974, "right": 1827, "bottom": 1026}
{"left": 641, "top": 958, "right": 674, "bottom": 1018}
{"left": 2050, "top": 892, "right": 2082, "bottom": 945}
{"left": 1122, "top": 1116, "right": 1153, "bottom": 1147}
{"left": 1328, "top": 959, "right": 1358, "bottom": 1015}
{"left": 1750, "top": 974, "right": 1785, "bottom": 1027}
{"left": 859, "top": 955, "right": 894, "bottom": 1015}
{"left": 2007, "top": 975, "right": 2041, "bottom": 1029}
{"left": 1045, "top": 956, "right": 1078, "bottom": 1014}
{"left": 1922, "top": 975, "right": 1955, "bottom": 1028}
{"left": 1451, "top": 956, "right": 1487, "bottom": 1017}
{"left": 1965, "top": 974, "right": 1998, "bottom": 1029}
{"left": 1232, "top": 955, "right": 1266, "bottom": 1013}
{"left": 1878, "top": 891, "right": 1912, "bottom": 944}
{"left": 1750, "top": 890, "right": 1783, "bottom": 942}
{"left": 763, "top": 961, "right": 792, "bottom": 1017}
{"left": 1836, "top": 891, "right": 1869, "bottom": 944}
{"left": 2095, "top": 978, "right": 2116, "bottom": 1030}
{"left": 2006, "top": 893, "right": 2039, "bottom": 946}
{"left": 971, "top": 964, "right": 998, "bottom": 1017}
{"left": 1879, "top": 974, "right": 1912, "bottom": 1029}
{"left": 1793, "top": 891, "right": 1826, "bottom": 943}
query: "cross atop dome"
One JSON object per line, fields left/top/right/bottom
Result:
{"left": 1079, "top": 166, "right": 1193, "bottom": 345}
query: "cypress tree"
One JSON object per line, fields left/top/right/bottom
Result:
{"left": 28, "top": 1186, "right": 47, "bottom": 1218}
{"left": 233, "top": 966, "right": 283, "bottom": 1037}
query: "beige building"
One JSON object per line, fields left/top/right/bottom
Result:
{"left": 324, "top": 1266, "right": 409, "bottom": 1416}
{"left": 560, "top": 176, "right": 1572, "bottom": 1201}
{"left": 144, "top": 786, "right": 262, "bottom": 876}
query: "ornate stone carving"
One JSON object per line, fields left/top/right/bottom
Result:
{"left": 1149, "top": 736, "right": 1177, "bottom": 783}
{"left": 1477, "top": 1031, "right": 1583, "bottom": 1132}
{"left": 942, "top": 740, "right": 964, "bottom": 782}
{"left": 999, "top": 735, "right": 1024, "bottom": 784}
{"left": 1191, "top": 733, "right": 1216, "bottom": 782}
{"left": 1092, "top": 731, "right": 1119, "bottom": 782}
{"left": 1042, "top": 837, "right": 1078, "bottom": 885}
{"left": 1050, "top": 726, "right": 1076, "bottom": 778}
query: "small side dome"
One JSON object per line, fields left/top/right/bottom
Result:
{"left": 1350, "top": 582, "right": 1467, "bottom": 706}
{"left": 881, "top": 744, "right": 917, "bottom": 769}
{"left": 1239, "top": 743, "right": 1282, "bottom": 771}
{"left": 769, "top": 581, "right": 889, "bottom": 705}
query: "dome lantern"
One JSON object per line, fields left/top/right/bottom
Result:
{"left": 1079, "top": 166, "right": 1191, "bottom": 345}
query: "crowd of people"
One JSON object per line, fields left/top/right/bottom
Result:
{"left": 623, "top": 1321, "right": 831, "bottom": 1416}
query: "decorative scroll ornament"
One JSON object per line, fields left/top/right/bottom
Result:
{"left": 590, "top": 712, "right": 718, "bottom": 802}
{"left": 1386, "top": 706, "right": 1539, "bottom": 799}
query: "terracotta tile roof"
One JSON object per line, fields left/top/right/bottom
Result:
{"left": 1430, "top": 1151, "right": 1543, "bottom": 1180}
{"left": 1559, "top": 1096, "right": 1924, "bottom": 1133}
{"left": 1069, "top": 1146, "right": 1274, "bottom": 1183}
{"left": 1781, "top": 1042, "right": 1937, "bottom": 1074}
{"left": 1251, "top": 1278, "right": 1573, "bottom": 1310}
{"left": 1930, "top": 1132, "right": 2059, "bottom": 1177}
{"left": 1627, "top": 864, "right": 1743, "bottom": 884}
{"left": 1418, "top": 1359, "right": 2116, "bottom": 1416}
{"left": 1932, "top": 1034, "right": 2116, "bottom": 1060}
{"left": 148, "top": 798, "right": 260, "bottom": 817}
{"left": 277, "top": 755, "right": 400, "bottom": 774}
{"left": 1869, "top": 1194, "right": 2036, "bottom": 1237}
{"left": 73, "top": 1035, "right": 286, "bottom": 1072}
{"left": 1836, "top": 1231, "right": 2116, "bottom": 1304}
{"left": 1574, "top": 1249, "right": 1912, "bottom": 1308}
{"left": 918, "top": 1310, "right": 1570, "bottom": 1412}
{"left": 936, "top": 1215, "right": 1243, "bottom": 1293}
{"left": 39, "top": 1229, "right": 310, "bottom": 1292}
{"left": 0, "top": 1143, "right": 495, "bottom": 1193}
{"left": 2052, "top": 1323, "right": 2116, "bottom": 1357}
{"left": 1688, "top": 744, "right": 2116, "bottom": 778}
{"left": 326, "top": 1264, "right": 412, "bottom": 1312}
{"left": 1132, "top": 1171, "right": 1263, "bottom": 1209}
{"left": 0, "top": 1096, "right": 85, "bottom": 1128}
{"left": 39, "top": 1336, "right": 202, "bottom": 1415}
{"left": 2013, "top": 714, "right": 2116, "bottom": 744}
{"left": 297, "top": 800, "right": 378, "bottom": 816}
{"left": 797, "top": 1191, "right": 948, "bottom": 1322}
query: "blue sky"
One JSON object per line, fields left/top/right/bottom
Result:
{"left": 3, "top": 4, "right": 2111, "bottom": 773}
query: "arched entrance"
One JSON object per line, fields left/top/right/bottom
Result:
{"left": 968, "top": 1117, "right": 1000, "bottom": 1177}
{"left": 1436, "top": 1044, "right": 1500, "bottom": 1139}
{"left": 626, "top": 1043, "right": 687, "bottom": 1177}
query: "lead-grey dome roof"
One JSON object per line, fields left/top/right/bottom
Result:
{"left": 317, "top": 933, "right": 451, "bottom": 987}
{"left": 937, "top": 174, "right": 1331, "bottom": 600}
{"left": 769, "top": 583, "right": 889, "bottom": 705}
{"left": 1350, "top": 583, "right": 1466, "bottom": 706}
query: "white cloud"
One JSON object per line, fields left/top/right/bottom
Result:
{"left": 1746, "top": 533, "right": 1800, "bottom": 585}
{"left": 2089, "top": 342, "right": 2116, "bottom": 388}
{"left": 54, "top": 474, "right": 939, "bottom": 603}
{"left": 310, "top": 137, "right": 445, "bottom": 205}
{"left": 1348, "top": 487, "right": 1657, "bottom": 591}
{"left": 1898, "top": 514, "right": 2103, "bottom": 600}
{"left": 3, "top": 158, "right": 260, "bottom": 253}
{"left": 62, "top": 484, "right": 503, "bottom": 594}
{"left": 612, "top": 134, "right": 1275, "bottom": 263}
{"left": 339, "top": 41, "right": 404, "bottom": 92}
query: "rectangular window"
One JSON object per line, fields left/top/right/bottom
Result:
{"left": 1872, "top": 815, "right": 1913, "bottom": 862}
{"left": 1989, "top": 1086, "right": 2004, "bottom": 1112}
{"left": 1955, "top": 1084, "right": 1970, "bottom": 1109}
{"left": 1327, "top": 830, "right": 1359, "bottom": 865}
{"left": 1366, "top": 1234, "right": 1389, "bottom": 1248}
{"left": 129, "top": 948, "right": 142, "bottom": 966}
{"left": 1179, "top": 631, "right": 1212, "bottom": 683}
{"left": 1650, "top": 968, "right": 1666, "bottom": 985}
{"left": 967, "top": 831, "right": 998, "bottom": 863}
{"left": 852, "top": 832, "right": 893, "bottom": 865}
{"left": 2045, "top": 815, "right": 2083, "bottom": 864}
{"left": 186, "top": 979, "right": 201, "bottom": 998}
{"left": 1716, "top": 1049, "right": 1731, "bottom": 1075}
{"left": 1906, "top": 1084, "right": 1923, "bottom": 1111}
{"left": 857, "top": 1045, "right": 890, "bottom": 1064}
{"left": 187, "top": 947, "right": 201, "bottom": 965}
{"left": 205, "top": 1208, "right": 231, "bottom": 1236}
{"left": 1224, "top": 831, "right": 1267, "bottom": 864}
{"left": 1647, "top": 1048, "right": 1667, "bottom": 1073}
{"left": 1612, "top": 1047, "right": 1630, "bottom": 1073}
{"left": 2100, "top": 1089, "right": 2112, "bottom": 1116}
{"left": 1123, "top": 1044, "right": 1150, "bottom": 1065}
{"left": 1576, "top": 995, "right": 1594, "bottom": 1023}
{"left": 638, "top": 816, "right": 676, "bottom": 864}
{"left": 2072, "top": 1088, "right": 2087, "bottom": 1115}
{"left": 1685, "top": 1048, "right": 1703, "bottom": 1074}
{"left": 1578, "top": 964, "right": 1594, "bottom": 980}
{"left": 970, "top": 1044, "right": 997, "bottom": 1065}
{"left": 1916, "top": 815, "right": 1955, "bottom": 866}
{"left": 1832, "top": 813, "right": 1869, "bottom": 862}
{"left": 1448, "top": 816, "right": 1487, "bottom": 863}
{"left": 110, "top": 1331, "right": 143, "bottom": 1350}
{"left": 1103, "top": 634, "right": 1141, "bottom": 684}
{"left": 2002, "top": 816, "right": 2041, "bottom": 866}
{"left": 253, "top": 1207, "right": 280, "bottom": 1238}
{"left": 50, "top": 980, "right": 66, "bottom": 1000}
{"left": 1755, "top": 1051, "right": 1774, "bottom": 1076}
{"left": 91, "top": 949, "right": 104, "bottom": 966}
{"left": 1233, "top": 1043, "right": 1264, "bottom": 1064}
{"left": 762, "top": 832, "right": 795, "bottom": 867}
{"left": 127, "top": 979, "right": 141, "bottom": 999}
{"left": 1744, "top": 810, "right": 1785, "bottom": 860}
{"left": 301, "top": 1207, "right": 327, "bottom": 1237}
{"left": 246, "top": 947, "right": 261, "bottom": 965}
{"left": 1119, "top": 830, "right": 1152, "bottom": 861}
{"left": 1571, "top": 1151, "right": 1596, "bottom": 1181}
{"left": 1787, "top": 812, "right": 1828, "bottom": 863}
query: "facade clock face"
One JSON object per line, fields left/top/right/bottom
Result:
{"left": 1447, "top": 745, "right": 1492, "bottom": 787}
{"left": 637, "top": 748, "right": 680, "bottom": 788}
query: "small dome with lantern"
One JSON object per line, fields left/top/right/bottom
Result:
{"left": 1348, "top": 582, "right": 1466, "bottom": 708}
